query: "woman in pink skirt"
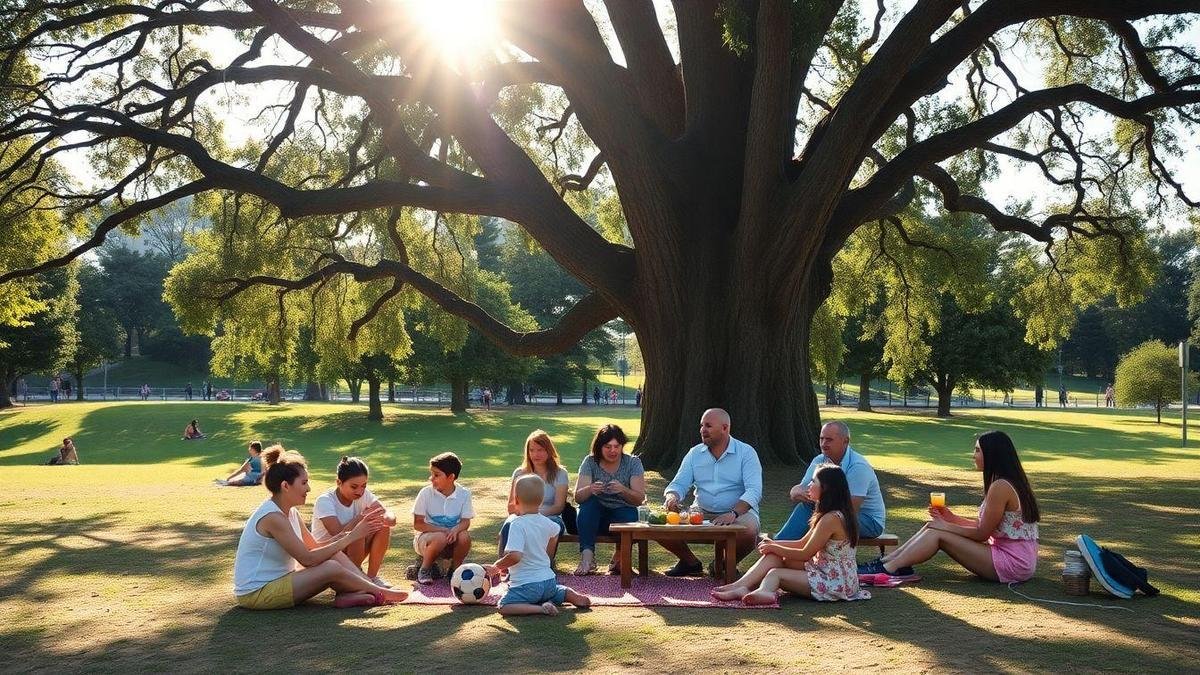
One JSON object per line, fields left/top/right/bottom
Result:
{"left": 860, "top": 430, "right": 1040, "bottom": 583}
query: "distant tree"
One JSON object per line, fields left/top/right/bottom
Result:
{"left": 921, "top": 293, "right": 1049, "bottom": 417}
{"left": 840, "top": 309, "right": 887, "bottom": 412}
{"left": 0, "top": 267, "right": 78, "bottom": 408}
{"left": 1115, "top": 340, "right": 1196, "bottom": 424}
{"left": 68, "top": 265, "right": 123, "bottom": 399}
{"left": 809, "top": 303, "right": 846, "bottom": 405}
{"left": 97, "top": 246, "right": 172, "bottom": 357}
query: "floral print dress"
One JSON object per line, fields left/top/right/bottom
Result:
{"left": 806, "top": 536, "right": 871, "bottom": 601}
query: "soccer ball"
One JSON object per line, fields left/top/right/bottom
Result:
{"left": 451, "top": 563, "right": 491, "bottom": 604}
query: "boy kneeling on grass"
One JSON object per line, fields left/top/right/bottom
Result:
{"left": 486, "top": 474, "right": 591, "bottom": 616}
{"left": 411, "top": 452, "right": 475, "bottom": 585}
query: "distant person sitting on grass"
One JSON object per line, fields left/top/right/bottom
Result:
{"left": 183, "top": 419, "right": 205, "bottom": 440}
{"left": 858, "top": 430, "right": 1040, "bottom": 585}
{"left": 45, "top": 437, "right": 79, "bottom": 465}
{"left": 215, "top": 441, "right": 264, "bottom": 486}
{"left": 410, "top": 452, "right": 475, "bottom": 585}
{"left": 232, "top": 445, "right": 406, "bottom": 610}
{"left": 485, "top": 474, "right": 591, "bottom": 616}
{"left": 712, "top": 465, "right": 869, "bottom": 605}
{"left": 311, "top": 456, "right": 397, "bottom": 588}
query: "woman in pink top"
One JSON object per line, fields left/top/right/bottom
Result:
{"left": 862, "top": 430, "right": 1040, "bottom": 583}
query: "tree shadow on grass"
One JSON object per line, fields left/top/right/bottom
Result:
{"left": 851, "top": 413, "right": 1187, "bottom": 469}
{"left": 0, "top": 513, "right": 237, "bottom": 599}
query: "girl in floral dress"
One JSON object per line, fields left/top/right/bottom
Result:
{"left": 712, "top": 464, "right": 870, "bottom": 604}
{"left": 859, "top": 430, "right": 1040, "bottom": 583}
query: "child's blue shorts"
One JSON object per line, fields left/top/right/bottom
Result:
{"left": 498, "top": 577, "right": 567, "bottom": 607}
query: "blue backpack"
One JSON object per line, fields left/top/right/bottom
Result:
{"left": 1075, "top": 534, "right": 1159, "bottom": 599}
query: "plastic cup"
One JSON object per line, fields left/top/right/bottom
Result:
{"left": 637, "top": 505, "right": 650, "bottom": 523}
{"left": 930, "top": 492, "right": 946, "bottom": 508}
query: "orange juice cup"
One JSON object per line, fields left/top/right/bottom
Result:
{"left": 930, "top": 492, "right": 946, "bottom": 508}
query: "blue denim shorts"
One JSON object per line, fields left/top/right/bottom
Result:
{"left": 498, "top": 577, "right": 567, "bottom": 607}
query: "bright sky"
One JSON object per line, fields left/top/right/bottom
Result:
{"left": 49, "top": 0, "right": 1199, "bottom": 234}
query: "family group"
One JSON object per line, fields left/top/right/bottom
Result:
{"left": 230, "top": 408, "right": 1040, "bottom": 616}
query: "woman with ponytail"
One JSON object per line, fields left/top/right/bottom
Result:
{"left": 232, "top": 445, "right": 407, "bottom": 610}
{"left": 311, "top": 456, "right": 397, "bottom": 587}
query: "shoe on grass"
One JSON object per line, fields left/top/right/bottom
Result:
{"left": 707, "top": 561, "right": 742, "bottom": 579}
{"left": 663, "top": 558, "right": 703, "bottom": 577}
{"left": 416, "top": 567, "right": 434, "bottom": 585}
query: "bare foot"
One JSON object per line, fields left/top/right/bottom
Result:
{"left": 334, "top": 592, "right": 378, "bottom": 608}
{"left": 540, "top": 601, "right": 560, "bottom": 616}
{"left": 565, "top": 589, "right": 591, "bottom": 608}
{"left": 741, "top": 590, "right": 777, "bottom": 606}
{"left": 711, "top": 586, "right": 748, "bottom": 601}
{"left": 573, "top": 550, "right": 596, "bottom": 576}
{"left": 382, "top": 588, "right": 409, "bottom": 604}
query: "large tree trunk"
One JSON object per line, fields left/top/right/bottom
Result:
{"left": 934, "top": 374, "right": 955, "bottom": 417}
{"left": 633, "top": 270, "right": 826, "bottom": 469}
{"left": 73, "top": 367, "right": 85, "bottom": 400}
{"left": 555, "top": 388, "right": 564, "bottom": 405}
{"left": 304, "top": 380, "right": 323, "bottom": 400}
{"left": 581, "top": 379, "right": 588, "bottom": 405}
{"left": 367, "top": 377, "right": 383, "bottom": 420}
{"left": 857, "top": 372, "right": 873, "bottom": 412}
{"left": 387, "top": 379, "right": 395, "bottom": 403}
{"left": 348, "top": 378, "right": 362, "bottom": 403}
{"left": 450, "top": 375, "right": 467, "bottom": 413}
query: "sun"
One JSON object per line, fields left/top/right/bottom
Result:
{"left": 403, "top": 0, "right": 499, "bottom": 67}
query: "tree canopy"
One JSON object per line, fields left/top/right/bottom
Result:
{"left": 3, "top": 1, "right": 1200, "bottom": 465}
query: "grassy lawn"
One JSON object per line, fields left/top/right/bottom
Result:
{"left": 1, "top": 401, "right": 1196, "bottom": 672}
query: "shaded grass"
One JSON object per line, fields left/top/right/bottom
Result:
{"left": 0, "top": 402, "right": 1197, "bottom": 673}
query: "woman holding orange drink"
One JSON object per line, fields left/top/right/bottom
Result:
{"left": 858, "top": 430, "right": 1040, "bottom": 584}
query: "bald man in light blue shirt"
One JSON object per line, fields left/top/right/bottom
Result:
{"left": 661, "top": 408, "right": 762, "bottom": 577}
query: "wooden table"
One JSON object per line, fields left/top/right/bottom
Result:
{"left": 608, "top": 523, "right": 744, "bottom": 588}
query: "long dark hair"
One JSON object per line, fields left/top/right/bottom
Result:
{"left": 589, "top": 424, "right": 628, "bottom": 463}
{"left": 807, "top": 464, "right": 859, "bottom": 545}
{"left": 978, "top": 430, "right": 1040, "bottom": 523}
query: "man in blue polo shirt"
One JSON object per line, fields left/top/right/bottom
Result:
{"left": 775, "top": 420, "right": 886, "bottom": 541}
{"left": 661, "top": 408, "right": 763, "bottom": 577}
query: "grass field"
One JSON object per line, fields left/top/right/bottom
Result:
{"left": 1, "top": 401, "right": 1197, "bottom": 672}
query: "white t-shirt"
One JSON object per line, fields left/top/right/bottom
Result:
{"left": 504, "top": 513, "right": 560, "bottom": 586}
{"left": 232, "top": 499, "right": 304, "bottom": 596}
{"left": 411, "top": 484, "right": 476, "bottom": 529}
{"left": 310, "top": 487, "right": 378, "bottom": 541}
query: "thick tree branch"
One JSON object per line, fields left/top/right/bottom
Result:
{"left": 836, "top": 84, "right": 1200, "bottom": 235}
{"left": 0, "top": 179, "right": 214, "bottom": 285}
{"left": 217, "top": 258, "right": 619, "bottom": 357}
{"left": 602, "top": 0, "right": 684, "bottom": 136}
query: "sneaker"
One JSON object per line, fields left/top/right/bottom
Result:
{"left": 663, "top": 559, "right": 704, "bottom": 577}
{"left": 857, "top": 559, "right": 915, "bottom": 577}
{"left": 861, "top": 571, "right": 922, "bottom": 586}
{"left": 369, "top": 575, "right": 392, "bottom": 588}
{"left": 416, "top": 567, "right": 434, "bottom": 585}
{"left": 404, "top": 564, "right": 419, "bottom": 581}
{"left": 707, "top": 561, "right": 742, "bottom": 579}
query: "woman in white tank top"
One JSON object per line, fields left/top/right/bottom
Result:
{"left": 232, "top": 445, "right": 408, "bottom": 609}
